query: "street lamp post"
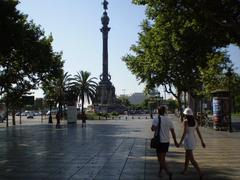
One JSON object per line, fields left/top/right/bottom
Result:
{"left": 226, "top": 68, "right": 233, "bottom": 132}
{"left": 157, "top": 92, "right": 160, "bottom": 107}
{"left": 48, "top": 99, "right": 54, "bottom": 124}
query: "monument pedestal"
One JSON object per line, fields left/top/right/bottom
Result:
{"left": 95, "top": 80, "right": 116, "bottom": 104}
{"left": 94, "top": 79, "right": 119, "bottom": 113}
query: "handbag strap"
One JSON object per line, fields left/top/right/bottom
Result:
{"left": 156, "top": 116, "right": 161, "bottom": 138}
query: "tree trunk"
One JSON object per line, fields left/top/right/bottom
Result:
{"left": 233, "top": 94, "right": 236, "bottom": 113}
{"left": 164, "top": 84, "right": 183, "bottom": 121}
{"left": 177, "top": 93, "right": 184, "bottom": 122}
{"left": 6, "top": 95, "right": 9, "bottom": 127}
{"left": 81, "top": 94, "right": 84, "bottom": 114}
{"left": 81, "top": 93, "right": 85, "bottom": 123}
{"left": 12, "top": 109, "right": 16, "bottom": 125}
{"left": 184, "top": 91, "right": 187, "bottom": 108}
{"left": 20, "top": 108, "right": 22, "bottom": 124}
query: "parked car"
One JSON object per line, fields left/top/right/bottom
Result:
{"left": 46, "top": 109, "right": 58, "bottom": 115}
{"left": 27, "top": 112, "right": 34, "bottom": 119}
{"left": 34, "top": 112, "right": 40, "bottom": 116}
{"left": 0, "top": 115, "right": 6, "bottom": 122}
{"left": 27, "top": 114, "right": 34, "bottom": 119}
{"left": 21, "top": 112, "right": 27, "bottom": 116}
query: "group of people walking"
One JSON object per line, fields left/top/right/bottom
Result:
{"left": 151, "top": 106, "right": 206, "bottom": 180}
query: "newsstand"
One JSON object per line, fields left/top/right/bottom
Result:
{"left": 211, "top": 89, "right": 230, "bottom": 130}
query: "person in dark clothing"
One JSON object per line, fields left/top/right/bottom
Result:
{"left": 56, "top": 111, "right": 61, "bottom": 128}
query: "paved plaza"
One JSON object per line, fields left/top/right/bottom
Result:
{"left": 0, "top": 114, "right": 240, "bottom": 180}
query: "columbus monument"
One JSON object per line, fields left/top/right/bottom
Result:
{"left": 94, "top": 0, "right": 123, "bottom": 113}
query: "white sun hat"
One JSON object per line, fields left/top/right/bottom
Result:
{"left": 183, "top": 107, "right": 193, "bottom": 116}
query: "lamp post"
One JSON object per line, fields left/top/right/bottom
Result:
{"left": 226, "top": 67, "right": 233, "bottom": 132}
{"left": 48, "top": 98, "right": 54, "bottom": 124}
{"left": 148, "top": 90, "right": 160, "bottom": 119}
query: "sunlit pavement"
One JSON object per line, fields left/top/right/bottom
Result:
{"left": 0, "top": 114, "right": 239, "bottom": 180}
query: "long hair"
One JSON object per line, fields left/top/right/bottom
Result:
{"left": 158, "top": 106, "right": 165, "bottom": 116}
{"left": 185, "top": 115, "right": 195, "bottom": 127}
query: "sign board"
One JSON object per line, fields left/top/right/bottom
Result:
{"left": 67, "top": 106, "right": 77, "bottom": 124}
{"left": 22, "top": 96, "right": 34, "bottom": 106}
{"left": 212, "top": 97, "right": 221, "bottom": 116}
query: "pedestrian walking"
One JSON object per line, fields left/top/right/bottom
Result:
{"left": 178, "top": 107, "right": 206, "bottom": 180}
{"left": 56, "top": 111, "right": 61, "bottom": 128}
{"left": 151, "top": 106, "right": 179, "bottom": 180}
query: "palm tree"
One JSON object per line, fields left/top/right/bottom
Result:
{"left": 43, "top": 71, "right": 73, "bottom": 122}
{"left": 61, "top": 72, "right": 73, "bottom": 109}
{"left": 73, "top": 71, "right": 98, "bottom": 118}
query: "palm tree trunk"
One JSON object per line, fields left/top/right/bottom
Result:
{"left": 81, "top": 93, "right": 86, "bottom": 125}
{"left": 81, "top": 94, "right": 84, "bottom": 114}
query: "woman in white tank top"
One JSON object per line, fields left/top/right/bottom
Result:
{"left": 184, "top": 118, "right": 197, "bottom": 150}
{"left": 179, "top": 108, "right": 206, "bottom": 180}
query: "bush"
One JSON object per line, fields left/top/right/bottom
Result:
{"left": 86, "top": 113, "right": 97, "bottom": 120}
{"left": 111, "top": 111, "right": 119, "bottom": 116}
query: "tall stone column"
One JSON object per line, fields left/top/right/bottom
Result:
{"left": 94, "top": 0, "right": 117, "bottom": 112}
{"left": 100, "top": 10, "right": 111, "bottom": 82}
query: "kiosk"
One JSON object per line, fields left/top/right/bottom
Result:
{"left": 211, "top": 89, "right": 229, "bottom": 130}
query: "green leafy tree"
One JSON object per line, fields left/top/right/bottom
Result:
{"left": 124, "top": 0, "right": 240, "bottom": 117}
{"left": 0, "top": 1, "right": 64, "bottom": 125}
{"left": 235, "top": 95, "right": 240, "bottom": 113}
{"left": 132, "top": 0, "right": 240, "bottom": 46}
{"left": 228, "top": 71, "right": 240, "bottom": 113}
{"left": 117, "top": 96, "right": 131, "bottom": 107}
{"left": 139, "top": 98, "right": 149, "bottom": 110}
{"left": 167, "top": 99, "right": 178, "bottom": 113}
{"left": 42, "top": 69, "right": 67, "bottom": 111}
{"left": 123, "top": 15, "right": 207, "bottom": 115}
{"left": 199, "top": 52, "right": 232, "bottom": 96}
{"left": 61, "top": 72, "right": 74, "bottom": 109}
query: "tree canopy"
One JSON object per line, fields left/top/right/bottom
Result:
{"left": 73, "top": 71, "right": 98, "bottom": 114}
{"left": 0, "top": 0, "right": 64, "bottom": 98}
{"left": 0, "top": 0, "right": 64, "bottom": 126}
{"left": 124, "top": 0, "right": 240, "bottom": 108}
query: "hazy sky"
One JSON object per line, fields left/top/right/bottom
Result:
{"left": 17, "top": 1, "right": 240, "bottom": 97}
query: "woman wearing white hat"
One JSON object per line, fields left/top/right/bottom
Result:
{"left": 179, "top": 107, "right": 206, "bottom": 180}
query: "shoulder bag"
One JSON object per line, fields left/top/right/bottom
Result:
{"left": 150, "top": 116, "right": 161, "bottom": 149}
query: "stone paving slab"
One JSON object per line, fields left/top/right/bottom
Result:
{"left": 0, "top": 114, "right": 240, "bottom": 179}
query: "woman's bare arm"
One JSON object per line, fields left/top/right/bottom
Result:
{"left": 179, "top": 121, "right": 187, "bottom": 146}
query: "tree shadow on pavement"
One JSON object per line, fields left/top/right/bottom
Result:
{"left": 232, "top": 122, "right": 240, "bottom": 132}
{"left": 145, "top": 143, "right": 239, "bottom": 180}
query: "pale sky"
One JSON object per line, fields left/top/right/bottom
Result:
{"left": 17, "top": 1, "right": 240, "bottom": 98}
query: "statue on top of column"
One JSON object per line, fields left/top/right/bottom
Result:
{"left": 102, "top": 0, "right": 108, "bottom": 11}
